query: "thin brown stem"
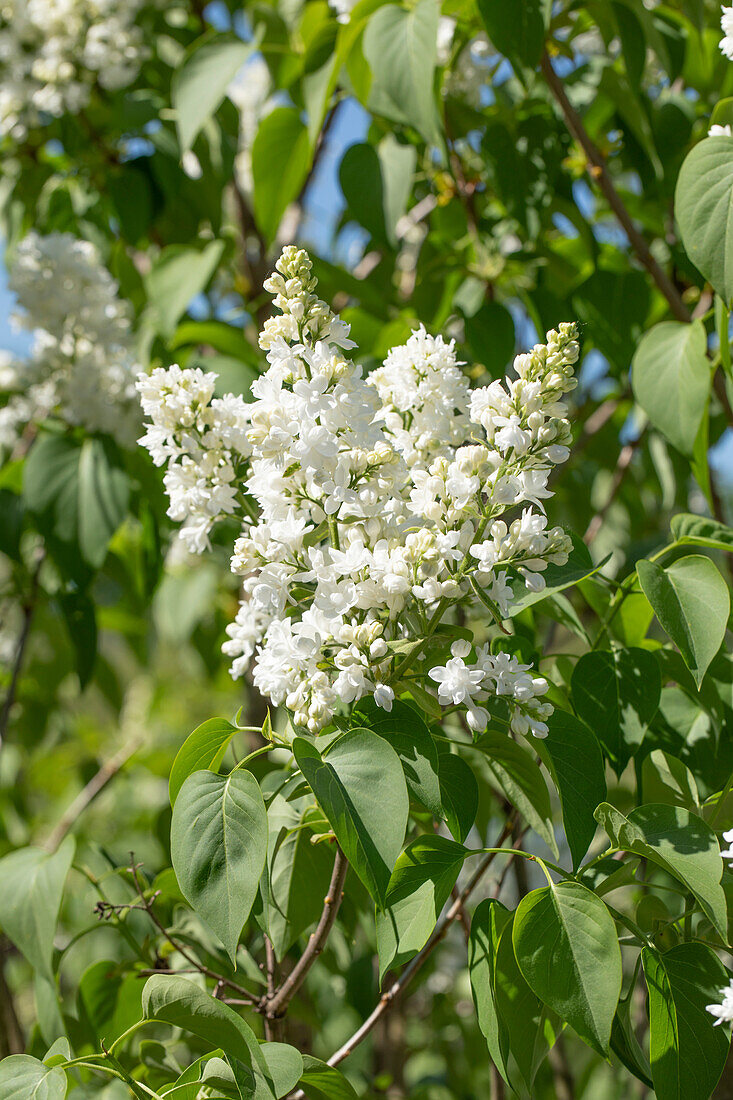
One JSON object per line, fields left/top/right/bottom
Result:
{"left": 128, "top": 856, "right": 258, "bottom": 1003}
{"left": 263, "top": 845, "right": 347, "bottom": 1022}
{"left": 583, "top": 438, "right": 640, "bottom": 545}
{"left": 263, "top": 937, "right": 284, "bottom": 1041}
{"left": 541, "top": 50, "right": 733, "bottom": 432}
{"left": 0, "top": 549, "right": 44, "bottom": 745}
{"left": 302, "top": 817, "right": 517, "bottom": 1082}
{"left": 46, "top": 737, "right": 142, "bottom": 851}
{"left": 540, "top": 52, "right": 688, "bottom": 322}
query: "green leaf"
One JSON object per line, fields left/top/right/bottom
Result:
{"left": 477, "top": 0, "right": 546, "bottom": 67}
{"left": 641, "top": 749, "right": 700, "bottom": 811}
{"left": 363, "top": 0, "right": 442, "bottom": 146}
{"left": 0, "top": 1056, "right": 67, "bottom": 1100}
{"left": 495, "top": 913, "right": 558, "bottom": 1091}
{"left": 473, "top": 731, "right": 557, "bottom": 856}
{"left": 513, "top": 880, "right": 622, "bottom": 1056}
{"left": 259, "top": 1043, "right": 303, "bottom": 1099}
{"left": 571, "top": 647, "right": 661, "bottom": 774}
{"left": 538, "top": 711, "right": 606, "bottom": 868}
{"left": 594, "top": 802, "right": 727, "bottom": 937}
{"left": 676, "top": 135, "right": 733, "bottom": 307}
{"left": 293, "top": 730, "right": 409, "bottom": 906}
{"left": 611, "top": 983, "right": 653, "bottom": 1088}
{"left": 169, "top": 718, "right": 239, "bottom": 805}
{"left": 172, "top": 35, "right": 254, "bottom": 153}
{"left": 340, "top": 138, "right": 416, "bottom": 248}
{"left": 145, "top": 241, "right": 226, "bottom": 337}
{"left": 642, "top": 943, "right": 731, "bottom": 1100}
{"left": 142, "top": 975, "right": 274, "bottom": 1098}
{"left": 467, "top": 898, "right": 513, "bottom": 1086}
{"left": 77, "top": 960, "right": 143, "bottom": 1045}
{"left": 671, "top": 512, "right": 733, "bottom": 553}
{"left": 170, "top": 320, "right": 261, "bottom": 368}
{"left": 298, "top": 1055, "right": 359, "bottom": 1100}
{"left": 354, "top": 698, "right": 442, "bottom": 817}
{"left": 170, "top": 770, "right": 268, "bottom": 964}
{"left": 252, "top": 108, "right": 311, "bottom": 245}
{"left": 24, "top": 435, "right": 129, "bottom": 569}
{"left": 637, "top": 555, "right": 730, "bottom": 688}
{"left": 0, "top": 837, "right": 75, "bottom": 981}
{"left": 376, "top": 835, "right": 467, "bottom": 979}
{"left": 463, "top": 300, "right": 516, "bottom": 376}
{"left": 631, "top": 321, "right": 710, "bottom": 455}
{"left": 437, "top": 752, "right": 479, "bottom": 843}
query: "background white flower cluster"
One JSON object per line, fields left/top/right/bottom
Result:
{"left": 0, "top": 231, "right": 142, "bottom": 451}
{"left": 138, "top": 246, "right": 579, "bottom": 739}
{"left": 0, "top": 0, "right": 152, "bottom": 140}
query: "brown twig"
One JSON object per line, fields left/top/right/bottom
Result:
{"left": 540, "top": 52, "right": 688, "bottom": 323}
{"left": 127, "top": 856, "right": 258, "bottom": 1004}
{"left": 583, "top": 438, "right": 640, "bottom": 545}
{"left": 0, "top": 549, "right": 44, "bottom": 745}
{"left": 45, "top": 737, "right": 143, "bottom": 851}
{"left": 262, "top": 845, "right": 347, "bottom": 1022}
{"left": 293, "top": 817, "right": 517, "bottom": 1084}
{"left": 263, "top": 936, "right": 284, "bottom": 1041}
{"left": 541, "top": 50, "right": 733, "bottom": 431}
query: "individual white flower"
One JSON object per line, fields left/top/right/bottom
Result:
{"left": 709, "top": 123, "right": 733, "bottom": 137}
{"left": 720, "top": 827, "right": 733, "bottom": 863}
{"left": 374, "top": 683, "right": 395, "bottom": 711}
{"left": 707, "top": 979, "right": 733, "bottom": 1025}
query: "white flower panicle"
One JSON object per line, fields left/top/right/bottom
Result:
{"left": 138, "top": 246, "right": 580, "bottom": 739}
{"left": 0, "top": 0, "right": 152, "bottom": 140}
{"left": 0, "top": 232, "right": 141, "bottom": 450}
{"left": 137, "top": 365, "right": 252, "bottom": 554}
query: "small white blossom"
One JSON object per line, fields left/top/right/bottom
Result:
{"left": 707, "top": 979, "right": 733, "bottom": 1025}
{"left": 721, "top": 5, "right": 733, "bottom": 60}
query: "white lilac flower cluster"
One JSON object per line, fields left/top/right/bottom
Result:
{"left": 138, "top": 246, "right": 579, "bottom": 738}
{"left": 0, "top": 0, "right": 151, "bottom": 140}
{"left": 0, "top": 232, "right": 141, "bottom": 450}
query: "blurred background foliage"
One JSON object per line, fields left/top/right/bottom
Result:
{"left": 1, "top": 0, "right": 733, "bottom": 1096}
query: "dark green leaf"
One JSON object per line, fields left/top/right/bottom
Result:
{"left": 637, "top": 556, "right": 729, "bottom": 688}
{"left": 474, "top": 731, "right": 557, "bottom": 856}
{"left": 643, "top": 943, "right": 731, "bottom": 1100}
{"left": 594, "top": 802, "right": 727, "bottom": 936}
{"left": 539, "top": 710, "right": 606, "bottom": 868}
{"left": 170, "top": 769, "right": 268, "bottom": 964}
{"left": 354, "top": 698, "right": 442, "bottom": 817}
{"left": 571, "top": 647, "right": 661, "bottom": 774}
{"left": 437, "top": 752, "right": 478, "bottom": 843}
{"left": 467, "top": 898, "right": 513, "bottom": 1086}
{"left": 477, "top": 0, "right": 546, "bottom": 66}
{"left": 376, "top": 835, "right": 467, "bottom": 978}
{"left": 252, "top": 109, "right": 311, "bottom": 245}
{"left": 293, "top": 730, "right": 408, "bottom": 906}
{"left": 298, "top": 1055, "right": 359, "bottom": 1100}
{"left": 513, "top": 881, "right": 622, "bottom": 1056}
